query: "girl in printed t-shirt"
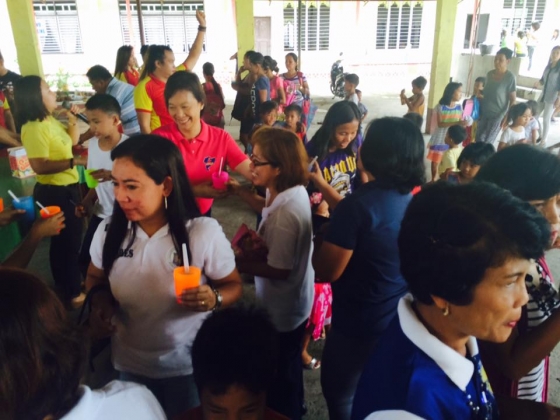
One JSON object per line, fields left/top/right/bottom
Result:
{"left": 85, "top": 135, "right": 242, "bottom": 419}
{"left": 306, "top": 101, "right": 363, "bottom": 215}
{"left": 497, "top": 102, "right": 531, "bottom": 151}
{"left": 427, "top": 81, "right": 466, "bottom": 182}
{"left": 264, "top": 56, "right": 286, "bottom": 112}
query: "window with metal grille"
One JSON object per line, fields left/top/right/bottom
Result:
{"left": 119, "top": 1, "right": 204, "bottom": 53}
{"left": 376, "top": 1, "right": 423, "bottom": 50}
{"left": 33, "top": 1, "right": 83, "bottom": 54}
{"left": 501, "top": 0, "right": 545, "bottom": 34}
{"left": 283, "top": 1, "right": 330, "bottom": 52}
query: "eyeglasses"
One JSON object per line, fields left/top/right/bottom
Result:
{"left": 250, "top": 154, "right": 272, "bottom": 167}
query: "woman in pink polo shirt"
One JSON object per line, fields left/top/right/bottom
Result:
{"left": 153, "top": 71, "right": 251, "bottom": 215}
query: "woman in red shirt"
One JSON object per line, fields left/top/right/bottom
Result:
{"left": 153, "top": 71, "right": 252, "bottom": 215}
{"left": 114, "top": 45, "right": 140, "bottom": 86}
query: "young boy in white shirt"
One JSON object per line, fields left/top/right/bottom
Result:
{"left": 344, "top": 74, "right": 360, "bottom": 105}
{"left": 439, "top": 125, "right": 467, "bottom": 181}
{"left": 76, "top": 94, "right": 128, "bottom": 276}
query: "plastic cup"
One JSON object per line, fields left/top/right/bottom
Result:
{"left": 0, "top": 198, "right": 4, "bottom": 213}
{"left": 40, "top": 206, "right": 61, "bottom": 219}
{"left": 84, "top": 169, "right": 99, "bottom": 188}
{"left": 12, "top": 196, "right": 36, "bottom": 223}
{"left": 174, "top": 266, "right": 201, "bottom": 303}
{"left": 211, "top": 172, "right": 229, "bottom": 190}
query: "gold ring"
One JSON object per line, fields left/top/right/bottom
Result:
{"left": 201, "top": 300, "right": 205, "bottom": 306}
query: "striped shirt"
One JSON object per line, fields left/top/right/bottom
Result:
{"left": 428, "top": 103, "right": 463, "bottom": 147}
{"left": 106, "top": 78, "right": 140, "bottom": 135}
{"left": 516, "top": 257, "right": 560, "bottom": 401}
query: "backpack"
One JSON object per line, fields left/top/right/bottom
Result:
{"left": 202, "top": 82, "right": 225, "bottom": 127}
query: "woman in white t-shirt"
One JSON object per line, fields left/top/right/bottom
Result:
{"left": 232, "top": 127, "right": 314, "bottom": 420}
{"left": 0, "top": 267, "right": 166, "bottom": 420}
{"left": 498, "top": 102, "right": 530, "bottom": 151}
{"left": 85, "top": 135, "right": 242, "bottom": 418}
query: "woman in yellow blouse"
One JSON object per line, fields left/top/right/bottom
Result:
{"left": 14, "top": 76, "right": 87, "bottom": 308}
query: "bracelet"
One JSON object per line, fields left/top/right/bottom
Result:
{"left": 198, "top": 25, "right": 206, "bottom": 32}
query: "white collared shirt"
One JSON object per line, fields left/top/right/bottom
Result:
{"left": 90, "top": 217, "right": 236, "bottom": 378}
{"left": 256, "top": 185, "right": 315, "bottom": 332}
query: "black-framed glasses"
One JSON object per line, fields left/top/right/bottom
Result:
{"left": 250, "top": 154, "right": 272, "bottom": 167}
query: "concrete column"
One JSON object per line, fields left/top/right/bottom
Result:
{"left": 425, "top": 0, "right": 458, "bottom": 134}
{"left": 6, "top": 0, "right": 44, "bottom": 77}
{"left": 234, "top": 0, "right": 255, "bottom": 70}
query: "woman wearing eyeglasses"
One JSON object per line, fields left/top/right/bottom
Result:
{"left": 153, "top": 71, "right": 252, "bottom": 216}
{"left": 230, "top": 127, "right": 314, "bottom": 420}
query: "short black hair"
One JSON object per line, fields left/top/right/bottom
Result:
{"left": 412, "top": 76, "right": 427, "bottom": 90}
{"left": 164, "top": 71, "right": 205, "bottom": 106}
{"left": 140, "top": 44, "right": 150, "bottom": 56}
{"left": 399, "top": 182, "right": 550, "bottom": 306}
{"left": 344, "top": 73, "right": 360, "bottom": 86}
{"left": 447, "top": 125, "right": 467, "bottom": 145}
{"left": 260, "top": 100, "right": 278, "bottom": 116}
{"left": 191, "top": 306, "right": 278, "bottom": 395}
{"left": 496, "top": 47, "right": 514, "bottom": 60}
{"left": 403, "top": 112, "right": 423, "bottom": 129}
{"left": 507, "top": 102, "right": 529, "bottom": 123}
{"left": 284, "top": 103, "right": 302, "bottom": 116}
{"left": 457, "top": 142, "right": 495, "bottom": 167}
{"left": 86, "top": 65, "right": 112, "bottom": 81}
{"left": 476, "top": 144, "right": 560, "bottom": 201}
{"left": 13, "top": 76, "right": 50, "bottom": 126}
{"left": 85, "top": 93, "right": 121, "bottom": 117}
{"left": 361, "top": 117, "right": 425, "bottom": 193}
{"left": 475, "top": 76, "right": 486, "bottom": 85}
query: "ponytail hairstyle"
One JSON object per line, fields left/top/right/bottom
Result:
{"left": 102, "top": 135, "right": 201, "bottom": 277}
{"left": 114, "top": 45, "right": 134, "bottom": 78}
{"left": 439, "top": 82, "right": 462, "bottom": 106}
{"left": 202, "top": 62, "right": 224, "bottom": 102}
{"left": 263, "top": 56, "right": 279, "bottom": 73}
{"left": 140, "top": 45, "right": 173, "bottom": 80}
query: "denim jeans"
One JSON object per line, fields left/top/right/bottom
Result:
{"left": 321, "top": 328, "right": 378, "bottom": 420}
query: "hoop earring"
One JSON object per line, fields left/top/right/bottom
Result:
{"left": 442, "top": 305, "right": 450, "bottom": 317}
{"left": 164, "top": 196, "right": 168, "bottom": 210}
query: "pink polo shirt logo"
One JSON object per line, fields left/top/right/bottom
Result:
{"left": 204, "top": 156, "right": 216, "bottom": 171}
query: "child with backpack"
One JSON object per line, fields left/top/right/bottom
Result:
{"left": 202, "top": 62, "right": 226, "bottom": 128}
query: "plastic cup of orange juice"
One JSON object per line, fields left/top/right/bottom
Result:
{"left": 174, "top": 266, "right": 201, "bottom": 303}
{"left": 40, "top": 206, "right": 62, "bottom": 219}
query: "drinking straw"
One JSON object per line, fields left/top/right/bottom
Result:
{"left": 36, "top": 201, "right": 50, "bottom": 215}
{"left": 7, "top": 190, "right": 19, "bottom": 203}
{"left": 218, "top": 157, "right": 224, "bottom": 176}
{"left": 182, "top": 243, "right": 190, "bottom": 273}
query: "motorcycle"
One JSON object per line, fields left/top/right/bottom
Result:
{"left": 330, "top": 52, "right": 346, "bottom": 99}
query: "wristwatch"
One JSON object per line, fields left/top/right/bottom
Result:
{"left": 211, "top": 287, "right": 222, "bottom": 311}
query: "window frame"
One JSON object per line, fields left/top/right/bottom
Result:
{"left": 283, "top": 1, "right": 331, "bottom": 52}
{"left": 33, "top": 0, "right": 84, "bottom": 54}
{"left": 376, "top": 1, "right": 424, "bottom": 51}
{"left": 119, "top": 0, "right": 204, "bottom": 53}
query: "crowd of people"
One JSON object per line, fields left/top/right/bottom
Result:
{"left": 2, "top": 12, "right": 560, "bottom": 420}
